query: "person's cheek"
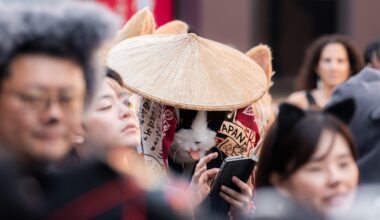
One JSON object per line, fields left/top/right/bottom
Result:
{"left": 301, "top": 174, "right": 325, "bottom": 204}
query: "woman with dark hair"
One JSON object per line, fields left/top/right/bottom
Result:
{"left": 75, "top": 68, "right": 141, "bottom": 162}
{"left": 287, "top": 35, "right": 363, "bottom": 109}
{"left": 255, "top": 99, "right": 359, "bottom": 217}
{"left": 0, "top": 2, "right": 119, "bottom": 218}
{"left": 54, "top": 69, "right": 193, "bottom": 219}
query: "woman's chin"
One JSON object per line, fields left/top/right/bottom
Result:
{"left": 320, "top": 194, "right": 355, "bottom": 216}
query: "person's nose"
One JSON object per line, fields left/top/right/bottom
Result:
{"left": 326, "top": 165, "right": 343, "bottom": 187}
{"left": 330, "top": 60, "right": 342, "bottom": 71}
{"left": 118, "top": 101, "right": 133, "bottom": 119}
{"left": 41, "top": 100, "right": 64, "bottom": 124}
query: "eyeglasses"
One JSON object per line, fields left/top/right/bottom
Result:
{"left": 3, "top": 90, "right": 84, "bottom": 113}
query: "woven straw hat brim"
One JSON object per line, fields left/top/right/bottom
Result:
{"left": 107, "top": 33, "right": 268, "bottom": 111}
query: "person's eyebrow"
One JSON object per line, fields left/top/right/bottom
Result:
{"left": 335, "top": 153, "right": 351, "bottom": 160}
{"left": 309, "top": 157, "right": 325, "bottom": 163}
{"left": 309, "top": 152, "right": 351, "bottom": 163}
{"left": 99, "top": 94, "right": 113, "bottom": 100}
{"left": 118, "top": 92, "right": 129, "bottom": 98}
{"left": 23, "top": 85, "right": 78, "bottom": 91}
{"left": 309, "top": 152, "right": 330, "bottom": 162}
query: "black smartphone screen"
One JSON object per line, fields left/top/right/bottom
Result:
{"left": 210, "top": 156, "right": 257, "bottom": 194}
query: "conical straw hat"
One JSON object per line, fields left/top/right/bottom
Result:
{"left": 107, "top": 33, "right": 268, "bottom": 111}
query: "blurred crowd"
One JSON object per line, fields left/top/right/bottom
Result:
{"left": 0, "top": 1, "right": 380, "bottom": 220}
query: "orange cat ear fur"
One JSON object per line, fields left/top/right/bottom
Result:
{"left": 101, "top": 8, "right": 156, "bottom": 65}
{"left": 246, "top": 44, "right": 273, "bottom": 81}
{"left": 154, "top": 20, "right": 188, "bottom": 35}
{"left": 115, "top": 7, "right": 156, "bottom": 43}
{"left": 246, "top": 45, "right": 276, "bottom": 129}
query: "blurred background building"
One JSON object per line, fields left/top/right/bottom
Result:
{"left": 93, "top": 0, "right": 380, "bottom": 100}
{"left": 6, "top": 0, "right": 378, "bottom": 100}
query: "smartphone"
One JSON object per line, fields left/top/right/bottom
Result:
{"left": 210, "top": 155, "right": 257, "bottom": 194}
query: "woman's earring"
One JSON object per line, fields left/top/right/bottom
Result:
{"left": 317, "top": 78, "right": 322, "bottom": 89}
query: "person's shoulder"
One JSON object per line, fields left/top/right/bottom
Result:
{"left": 147, "top": 189, "right": 192, "bottom": 220}
{"left": 335, "top": 67, "right": 380, "bottom": 93}
{"left": 286, "top": 91, "right": 308, "bottom": 109}
{"left": 347, "top": 67, "right": 380, "bottom": 84}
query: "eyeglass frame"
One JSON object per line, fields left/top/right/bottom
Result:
{"left": 1, "top": 89, "right": 85, "bottom": 113}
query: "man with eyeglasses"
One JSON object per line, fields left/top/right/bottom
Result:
{"left": 0, "top": 3, "right": 118, "bottom": 165}
{"left": 0, "top": 3, "right": 193, "bottom": 220}
{"left": 0, "top": 55, "right": 87, "bottom": 163}
{"left": 0, "top": 2, "right": 118, "bottom": 218}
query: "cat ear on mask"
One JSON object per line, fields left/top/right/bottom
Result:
{"left": 154, "top": 20, "right": 188, "bottom": 35}
{"left": 115, "top": 8, "right": 156, "bottom": 43}
{"left": 246, "top": 44, "right": 272, "bottom": 81}
{"left": 277, "top": 103, "right": 305, "bottom": 135}
{"left": 324, "top": 98, "right": 355, "bottom": 124}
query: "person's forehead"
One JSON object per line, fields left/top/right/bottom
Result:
{"left": 321, "top": 43, "right": 347, "bottom": 56}
{"left": 105, "top": 78, "right": 126, "bottom": 96}
{"left": 100, "top": 79, "right": 116, "bottom": 95}
{"left": 4, "top": 54, "right": 85, "bottom": 89}
{"left": 311, "top": 130, "right": 350, "bottom": 161}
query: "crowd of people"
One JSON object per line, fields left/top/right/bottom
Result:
{"left": 0, "top": 1, "right": 380, "bottom": 220}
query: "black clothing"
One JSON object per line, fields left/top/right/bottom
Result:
{"left": 45, "top": 161, "right": 189, "bottom": 220}
{"left": 305, "top": 91, "right": 320, "bottom": 109}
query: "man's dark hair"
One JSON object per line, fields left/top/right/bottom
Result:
{"left": 364, "top": 39, "right": 380, "bottom": 65}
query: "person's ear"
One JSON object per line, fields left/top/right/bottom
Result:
{"left": 72, "top": 124, "right": 86, "bottom": 145}
{"left": 72, "top": 134, "right": 85, "bottom": 145}
{"left": 270, "top": 173, "right": 291, "bottom": 198}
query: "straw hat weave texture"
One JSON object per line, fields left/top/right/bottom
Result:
{"left": 107, "top": 33, "right": 268, "bottom": 111}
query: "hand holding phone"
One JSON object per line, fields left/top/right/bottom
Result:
{"left": 207, "top": 155, "right": 257, "bottom": 215}
{"left": 210, "top": 155, "right": 257, "bottom": 194}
